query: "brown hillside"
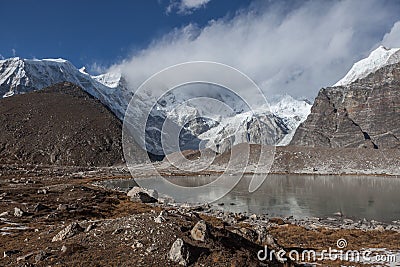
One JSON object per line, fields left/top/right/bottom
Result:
{"left": 0, "top": 82, "right": 124, "bottom": 166}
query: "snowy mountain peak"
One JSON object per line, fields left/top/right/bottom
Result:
{"left": 79, "top": 66, "right": 88, "bottom": 74}
{"left": 93, "top": 72, "right": 122, "bottom": 88}
{"left": 334, "top": 45, "right": 400, "bottom": 87}
{"left": 0, "top": 55, "right": 312, "bottom": 154}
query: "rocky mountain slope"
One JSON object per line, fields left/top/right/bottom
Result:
{"left": 291, "top": 46, "right": 400, "bottom": 149}
{"left": 0, "top": 57, "right": 311, "bottom": 156}
{"left": 0, "top": 82, "right": 126, "bottom": 166}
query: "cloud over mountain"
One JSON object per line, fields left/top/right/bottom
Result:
{"left": 111, "top": 0, "right": 400, "bottom": 100}
{"left": 382, "top": 21, "right": 400, "bottom": 48}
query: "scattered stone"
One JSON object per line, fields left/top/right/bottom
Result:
{"left": 326, "top": 217, "right": 337, "bottom": 221}
{"left": 180, "top": 203, "right": 192, "bottom": 209}
{"left": 146, "top": 244, "right": 157, "bottom": 253}
{"left": 37, "top": 189, "right": 47, "bottom": 194}
{"left": 249, "top": 214, "right": 258, "bottom": 220}
{"left": 154, "top": 212, "right": 166, "bottom": 224}
{"left": 133, "top": 241, "right": 144, "bottom": 248}
{"left": 158, "top": 196, "right": 175, "bottom": 205}
{"left": 0, "top": 211, "right": 9, "bottom": 217}
{"left": 255, "top": 226, "right": 268, "bottom": 244}
{"left": 14, "top": 207, "right": 24, "bottom": 217}
{"left": 52, "top": 222, "right": 84, "bottom": 242}
{"left": 333, "top": 212, "right": 343, "bottom": 217}
{"left": 17, "top": 252, "right": 34, "bottom": 262}
{"left": 235, "top": 213, "right": 246, "bottom": 222}
{"left": 168, "top": 238, "right": 190, "bottom": 266}
{"left": 154, "top": 215, "right": 165, "bottom": 224}
{"left": 61, "top": 245, "right": 68, "bottom": 253}
{"left": 127, "top": 187, "right": 157, "bottom": 203}
{"left": 265, "top": 234, "right": 279, "bottom": 248}
{"left": 343, "top": 219, "right": 354, "bottom": 224}
{"left": 57, "top": 204, "right": 68, "bottom": 211}
{"left": 375, "top": 225, "right": 385, "bottom": 232}
{"left": 35, "top": 250, "right": 48, "bottom": 263}
{"left": 236, "top": 227, "right": 257, "bottom": 241}
{"left": 190, "top": 220, "right": 209, "bottom": 242}
{"left": 85, "top": 223, "right": 95, "bottom": 233}
{"left": 269, "top": 217, "right": 285, "bottom": 225}
{"left": 112, "top": 228, "right": 123, "bottom": 235}
{"left": 34, "top": 203, "right": 50, "bottom": 212}
{"left": 4, "top": 250, "right": 21, "bottom": 257}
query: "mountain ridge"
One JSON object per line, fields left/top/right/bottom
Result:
{"left": 334, "top": 45, "right": 400, "bottom": 87}
{"left": 0, "top": 56, "right": 311, "bottom": 155}
{"left": 291, "top": 60, "right": 400, "bottom": 149}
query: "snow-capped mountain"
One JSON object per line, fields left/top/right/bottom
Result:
{"left": 0, "top": 57, "right": 311, "bottom": 155}
{"left": 198, "top": 110, "right": 288, "bottom": 153}
{"left": 334, "top": 46, "right": 400, "bottom": 86}
{"left": 0, "top": 57, "right": 131, "bottom": 119}
{"left": 270, "top": 95, "right": 312, "bottom": 145}
{"left": 292, "top": 47, "right": 400, "bottom": 149}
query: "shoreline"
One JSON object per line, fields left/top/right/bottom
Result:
{"left": 1, "top": 161, "right": 399, "bottom": 178}
{"left": 94, "top": 177, "right": 400, "bottom": 229}
{"left": 1, "top": 166, "right": 399, "bottom": 266}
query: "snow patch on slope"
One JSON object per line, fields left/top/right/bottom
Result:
{"left": 93, "top": 72, "right": 122, "bottom": 88}
{"left": 270, "top": 95, "right": 312, "bottom": 145}
{"left": 334, "top": 46, "right": 400, "bottom": 86}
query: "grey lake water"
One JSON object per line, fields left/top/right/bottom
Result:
{"left": 102, "top": 174, "right": 400, "bottom": 222}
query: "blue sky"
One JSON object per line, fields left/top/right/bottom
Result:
{"left": 0, "top": 0, "right": 251, "bottom": 69}
{"left": 1, "top": 0, "right": 400, "bottom": 98}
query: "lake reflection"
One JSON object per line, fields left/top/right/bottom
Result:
{"left": 111, "top": 174, "right": 400, "bottom": 222}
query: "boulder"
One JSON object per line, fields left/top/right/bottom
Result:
{"left": 190, "top": 220, "right": 209, "bottom": 242}
{"left": 154, "top": 212, "right": 166, "bottom": 223}
{"left": 127, "top": 187, "right": 158, "bottom": 203}
{"left": 52, "top": 222, "right": 84, "bottom": 242}
{"left": 168, "top": 238, "right": 190, "bottom": 266}
{"left": 14, "top": 207, "right": 24, "bottom": 217}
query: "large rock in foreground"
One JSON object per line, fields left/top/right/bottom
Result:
{"left": 291, "top": 62, "right": 400, "bottom": 149}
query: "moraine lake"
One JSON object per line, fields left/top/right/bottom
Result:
{"left": 101, "top": 174, "right": 400, "bottom": 223}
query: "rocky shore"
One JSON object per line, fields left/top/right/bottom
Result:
{"left": 1, "top": 165, "right": 399, "bottom": 266}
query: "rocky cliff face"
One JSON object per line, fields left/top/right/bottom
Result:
{"left": 291, "top": 62, "right": 400, "bottom": 149}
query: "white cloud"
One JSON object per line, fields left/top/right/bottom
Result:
{"left": 0, "top": 54, "right": 4, "bottom": 60}
{"left": 88, "top": 62, "right": 108, "bottom": 75}
{"left": 166, "top": 0, "right": 211, "bottom": 15}
{"left": 12, "top": 48, "right": 16, "bottom": 57}
{"left": 381, "top": 21, "right": 400, "bottom": 48}
{"left": 112, "top": 0, "right": 400, "bottom": 100}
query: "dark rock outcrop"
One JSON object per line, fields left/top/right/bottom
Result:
{"left": 291, "top": 62, "right": 400, "bottom": 149}
{"left": 0, "top": 82, "right": 126, "bottom": 166}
